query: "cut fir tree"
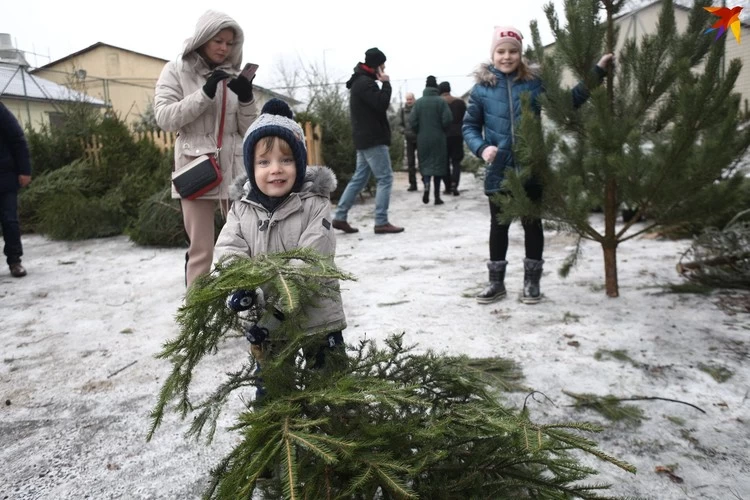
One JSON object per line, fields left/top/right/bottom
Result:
{"left": 502, "top": 0, "right": 750, "bottom": 297}
{"left": 148, "top": 249, "right": 635, "bottom": 499}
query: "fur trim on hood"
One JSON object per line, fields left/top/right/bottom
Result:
{"left": 472, "top": 62, "right": 541, "bottom": 86}
{"left": 229, "top": 166, "right": 338, "bottom": 202}
{"left": 182, "top": 10, "right": 244, "bottom": 71}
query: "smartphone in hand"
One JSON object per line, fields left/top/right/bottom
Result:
{"left": 241, "top": 63, "right": 259, "bottom": 80}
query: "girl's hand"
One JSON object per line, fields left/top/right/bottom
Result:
{"left": 481, "top": 146, "right": 498, "bottom": 164}
{"left": 597, "top": 53, "right": 616, "bottom": 70}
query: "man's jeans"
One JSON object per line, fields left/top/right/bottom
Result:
{"left": 0, "top": 190, "right": 22, "bottom": 265}
{"left": 334, "top": 145, "right": 393, "bottom": 226}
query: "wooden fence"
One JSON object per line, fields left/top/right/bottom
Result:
{"left": 81, "top": 122, "right": 324, "bottom": 166}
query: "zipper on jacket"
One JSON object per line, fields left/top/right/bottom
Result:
{"left": 506, "top": 78, "right": 515, "bottom": 145}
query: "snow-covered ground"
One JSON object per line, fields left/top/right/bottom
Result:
{"left": 1, "top": 171, "right": 748, "bottom": 499}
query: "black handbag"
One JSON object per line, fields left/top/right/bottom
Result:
{"left": 171, "top": 80, "right": 227, "bottom": 200}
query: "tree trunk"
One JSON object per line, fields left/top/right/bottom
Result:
{"left": 603, "top": 242, "right": 619, "bottom": 298}
{"left": 602, "top": 0, "right": 619, "bottom": 298}
{"left": 603, "top": 178, "right": 620, "bottom": 297}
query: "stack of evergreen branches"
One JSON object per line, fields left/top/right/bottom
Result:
{"left": 149, "top": 249, "right": 635, "bottom": 499}
{"left": 678, "top": 209, "right": 750, "bottom": 290}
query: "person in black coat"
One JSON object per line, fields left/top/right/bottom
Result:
{"left": 0, "top": 103, "right": 32, "bottom": 277}
{"left": 332, "top": 47, "right": 404, "bottom": 235}
{"left": 438, "top": 81, "right": 467, "bottom": 196}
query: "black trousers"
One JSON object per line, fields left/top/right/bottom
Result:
{"left": 488, "top": 182, "right": 544, "bottom": 261}
{"left": 406, "top": 139, "right": 417, "bottom": 187}
{"left": 443, "top": 136, "right": 464, "bottom": 191}
{"left": 0, "top": 190, "right": 23, "bottom": 265}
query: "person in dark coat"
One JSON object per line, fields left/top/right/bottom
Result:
{"left": 463, "top": 26, "right": 614, "bottom": 305}
{"left": 0, "top": 103, "right": 32, "bottom": 277}
{"left": 332, "top": 47, "right": 404, "bottom": 234}
{"left": 400, "top": 92, "right": 418, "bottom": 191}
{"left": 438, "top": 81, "right": 467, "bottom": 196}
{"left": 409, "top": 76, "right": 451, "bottom": 205}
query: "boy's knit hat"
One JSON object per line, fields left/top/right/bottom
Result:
{"left": 438, "top": 81, "right": 451, "bottom": 94}
{"left": 490, "top": 26, "right": 523, "bottom": 57}
{"left": 364, "top": 47, "right": 386, "bottom": 68}
{"left": 243, "top": 98, "right": 307, "bottom": 193}
{"left": 425, "top": 75, "right": 438, "bottom": 89}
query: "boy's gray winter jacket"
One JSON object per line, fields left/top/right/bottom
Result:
{"left": 214, "top": 166, "right": 347, "bottom": 336}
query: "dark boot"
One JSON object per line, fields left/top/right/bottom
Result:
{"left": 422, "top": 187, "right": 429, "bottom": 204}
{"left": 522, "top": 258, "right": 544, "bottom": 304}
{"left": 434, "top": 176, "right": 444, "bottom": 205}
{"left": 476, "top": 260, "right": 507, "bottom": 304}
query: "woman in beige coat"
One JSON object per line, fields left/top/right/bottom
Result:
{"left": 155, "top": 10, "right": 258, "bottom": 287}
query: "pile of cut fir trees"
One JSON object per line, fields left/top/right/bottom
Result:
{"left": 148, "top": 248, "right": 635, "bottom": 499}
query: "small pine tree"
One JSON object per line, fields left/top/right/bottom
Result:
{"left": 148, "top": 249, "right": 635, "bottom": 499}
{"left": 503, "top": 0, "right": 750, "bottom": 297}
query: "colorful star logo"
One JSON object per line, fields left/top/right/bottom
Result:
{"left": 704, "top": 6, "right": 743, "bottom": 44}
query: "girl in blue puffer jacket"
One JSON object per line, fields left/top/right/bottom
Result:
{"left": 463, "top": 26, "right": 614, "bottom": 304}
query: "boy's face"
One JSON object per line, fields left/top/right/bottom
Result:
{"left": 254, "top": 138, "right": 296, "bottom": 197}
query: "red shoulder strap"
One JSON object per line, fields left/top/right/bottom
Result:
{"left": 216, "top": 79, "right": 227, "bottom": 151}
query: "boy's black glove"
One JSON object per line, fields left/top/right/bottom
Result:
{"left": 203, "top": 69, "right": 230, "bottom": 99}
{"left": 227, "top": 74, "right": 254, "bottom": 103}
{"left": 245, "top": 325, "right": 269, "bottom": 345}
{"left": 226, "top": 289, "right": 257, "bottom": 312}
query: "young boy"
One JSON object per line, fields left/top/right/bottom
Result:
{"left": 214, "top": 98, "right": 346, "bottom": 398}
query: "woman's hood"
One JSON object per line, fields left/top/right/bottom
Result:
{"left": 181, "top": 10, "right": 244, "bottom": 70}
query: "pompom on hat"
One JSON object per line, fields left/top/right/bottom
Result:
{"left": 243, "top": 98, "right": 307, "bottom": 193}
{"left": 490, "top": 26, "right": 523, "bottom": 57}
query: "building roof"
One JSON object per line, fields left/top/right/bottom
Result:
{"left": 32, "top": 42, "right": 168, "bottom": 72}
{"left": 0, "top": 63, "right": 106, "bottom": 105}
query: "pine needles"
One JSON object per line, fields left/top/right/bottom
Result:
{"left": 148, "top": 250, "right": 635, "bottom": 499}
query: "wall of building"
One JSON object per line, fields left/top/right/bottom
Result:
{"left": 33, "top": 46, "right": 167, "bottom": 125}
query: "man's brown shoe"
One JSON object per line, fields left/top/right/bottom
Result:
{"left": 374, "top": 223, "right": 404, "bottom": 234}
{"left": 9, "top": 263, "right": 27, "bottom": 278}
{"left": 332, "top": 220, "right": 359, "bottom": 233}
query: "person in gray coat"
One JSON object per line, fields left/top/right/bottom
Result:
{"left": 155, "top": 10, "right": 258, "bottom": 288}
{"left": 215, "top": 99, "right": 346, "bottom": 400}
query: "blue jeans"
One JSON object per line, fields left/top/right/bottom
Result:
{"left": 334, "top": 145, "right": 393, "bottom": 226}
{"left": 0, "top": 190, "right": 22, "bottom": 265}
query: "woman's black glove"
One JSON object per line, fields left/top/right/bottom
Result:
{"left": 227, "top": 74, "right": 254, "bottom": 103}
{"left": 203, "top": 69, "right": 230, "bottom": 99}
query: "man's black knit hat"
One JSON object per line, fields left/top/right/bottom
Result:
{"left": 364, "top": 47, "right": 386, "bottom": 68}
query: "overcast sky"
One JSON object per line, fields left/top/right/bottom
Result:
{"left": 2, "top": 0, "right": 575, "bottom": 103}
{"left": 2, "top": 0, "right": 746, "bottom": 105}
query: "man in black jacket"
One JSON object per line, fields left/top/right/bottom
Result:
{"left": 0, "top": 103, "right": 32, "bottom": 277}
{"left": 332, "top": 47, "right": 404, "bottom": 234}
{"left": 438, "top": 81, "right": 466, "bottom": 196}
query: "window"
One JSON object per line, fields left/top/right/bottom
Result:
{"left": 47, "top": 111, "right": 65, "bottom": 131}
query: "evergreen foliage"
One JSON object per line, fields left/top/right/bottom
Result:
{"left": 149, "top": 250, "right": 635, "bottom": 499}
{"left": 128, "top": 187, "right": 186, "bottom": 247}
{"left": 677, "top": 208, "right": 750, "bottom": 289}
{"left": 19, "top": 114, "right": 172, "bottom": 241}
{"left": 564, "top": 391, "right": 645, "bottom": 426}
{"left": 503, "top": 0, "right": 750, "bottom": 297}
